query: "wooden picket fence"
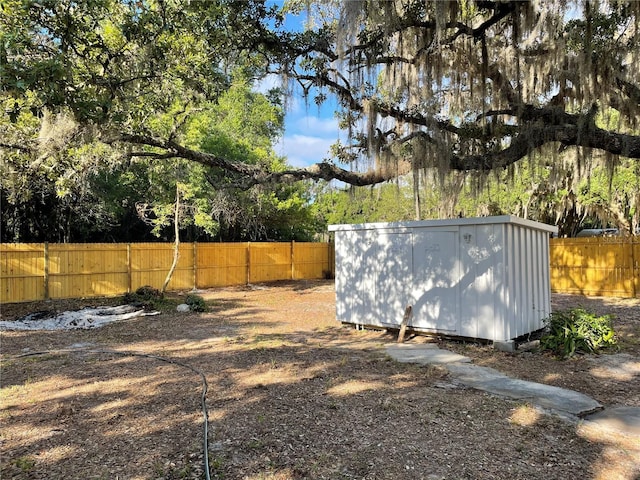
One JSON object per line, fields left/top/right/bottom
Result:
{"left": 1, "top": 237, "right": 638, "bottom": 304}
{"left": 0, "top": 242, "right": 335, "bottom": 303}
{"left": 550, "top": 237, "right": 640, "bottom": 298}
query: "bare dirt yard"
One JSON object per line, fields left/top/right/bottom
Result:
{"left": 1, "top": 280, "right": 639, "bottom": 480}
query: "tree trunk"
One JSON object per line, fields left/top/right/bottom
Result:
{"left": 412, "top": 162, "right": 421, "bottom": 220}
{"left": 161, "top": 184, "right": 181, "bottom": 295}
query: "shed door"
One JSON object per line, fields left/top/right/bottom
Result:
{"left": 374, "top": 232, "right": 412, "bottom": 326}
{"left": 411, "top": 229, "right": 460, "bottom": 332}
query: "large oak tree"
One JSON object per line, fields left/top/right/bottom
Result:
{"left": 2, "top": 0, "right": 639, "bottom": 188}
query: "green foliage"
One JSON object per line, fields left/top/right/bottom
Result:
{"left": 540, "top": 308, "right": 617, "bottom": 359}
{"left": 123, "top": 285, "right": 175, "bottom": 312}
{"left": 185, "top": 294, "right": 207, "bottom": 312}
{"left": 12, "top": 456, "right": 36, "bottom": 472}
{"left": 313, "top": 181, "right": 415, "bottom": 226}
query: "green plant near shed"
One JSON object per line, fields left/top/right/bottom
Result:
{"left": 540, "top": 308, "right": 617, "bottom": 359}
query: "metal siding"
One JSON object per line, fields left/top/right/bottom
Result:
{"left": 459, "top": 224, "right": 504, "bottom": 340}
{"left": 459, "top": 225, "right": 477, "bottom": 338}
{"left": 541, "top": 234, "right": 552, "bottom": 317}
{"left": 335, "top": 230, "right": 377, "bottom": 326}
{"left": 494, "top": 224, "right": 507, "bottom": 341}
{"left": 333, "top": 232, "right": 346, "bottom": 323}
{"left": 507, "top": 224, "right": 517, "bottom": 341}
{"left": 411, "top": 228, "right": 460, "bottom": 332}
{"left": 374, "top": 232, "right": 413, "bottom": 327}
{"left": 333, "top": 216, "right": 554, "bottom": 341}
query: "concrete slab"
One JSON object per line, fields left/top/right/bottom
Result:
{"left": 584, "top": 406, "right": 640, "bottom": 436}
{"left": 386, "top": 344, "right": 602, "bottom": 417}
{"left": 384, "top": 343, "right": 640, "bottom": 437}
{"left": 446, "top": 363, "right": 602, "bottom": 417}
{"left": 386, "top": 344, "right": 471, "bottom": 365}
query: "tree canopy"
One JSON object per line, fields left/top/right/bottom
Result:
{"left": 280, "top": 0, "right": 640, "bottom": 179}
{"left": 1, "top": 0, "right": 639, "bottom": 236}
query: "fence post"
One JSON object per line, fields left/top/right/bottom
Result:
{"left": 193, "top": 242, "right": 197, "bottom": 290}
{"left": 246, "top": 242, "right": 251, "bottom": 285}
{"left": 291, "top": 240, "right": 295, "bottom": 280}
{"left": 126, "top": 243, "right": 132, "bottom": 293}
{"left": 43, "top": 242, "right": 49, "bottom": 300}
{"left": 329, "top": 241, "right": 335, "bottom": 278}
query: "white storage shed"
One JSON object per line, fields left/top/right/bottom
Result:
{"left": 329, "top": 216, "right": 558, "bottom": 342}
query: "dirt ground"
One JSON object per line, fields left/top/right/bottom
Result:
{"left": 1, "top": 280, "right": 639, "bottom": 480}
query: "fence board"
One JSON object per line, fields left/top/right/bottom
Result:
{"left": 249, "top": 243, "right": 291, "bottom": 283}
{"left": 130, "top": 243, "right": 194, "bottom": 292}
{"left": 1, "top": 244, "right": 46, "bottom": 303}
{"left": 293, "top": 242, "right": 333, "bottom": 280}
{"left": 550, "top": 237, "right": 639, "bottom": 298}
{"left": 196, "top": 243, "right": 248, "bottom": 288}
{"left": 47, "top": 244, "right": 129, "bottom": 299}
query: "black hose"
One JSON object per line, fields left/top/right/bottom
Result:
{"left": 13, "top": 348, "right": 212, "bottom": 480}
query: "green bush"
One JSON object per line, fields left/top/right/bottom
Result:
{"left": 185, "top": 294, "right": 207, "bottom": 312}
{"left": 123, "top": 285, "right": 175, "bottom": 311}
{"left": 540, "top": 308, "right": 617, "bottom": 359}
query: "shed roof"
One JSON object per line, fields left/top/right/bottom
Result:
{"left": 328, "top": 215, "right": 558, "bottom": 234}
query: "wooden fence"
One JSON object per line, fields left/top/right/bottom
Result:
{"left": 2, "top": 238, "right": 638, "bottom": 304}
{"left": 550, "top": 237, "right": 639, "bottom": 298}
{"left": 0, "top": 242, "right": 335, "bottom": 303}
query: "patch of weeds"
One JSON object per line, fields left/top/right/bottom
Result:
{"left": 185, "top": 294, "right": 207, "bottom": 312}
{"left": 13, "top": 456, "right": 36, "bottom": 472}
{"left": 22, "top": 353, "right": 59, "bottom": 363}
{"left": 209, "top": 456, "right": 225, "bottom": 478}
{"left": 247, "top": 438, "right": 263, "bottom": 449}
{"left": 153, "top": 461, "right": 165, "bottom": 477}
{"left": 540, "top": 308, "right": 617, "bottom": 359}
{"left": 122, "top": 285, "right": 178, "bottom": 312}
{"left": 177, "top": 463, "right": 193, "bottom": 478}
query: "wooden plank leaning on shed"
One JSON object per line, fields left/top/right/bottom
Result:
{"left": 397, "top": 305, "right": 413, "bottom": 343}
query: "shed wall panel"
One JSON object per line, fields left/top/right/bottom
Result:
{"left": 411, "top": 228, "right": 460, "bottom": 332}
{"left": 331, "top": 216, "right": 556, "bottom": 342}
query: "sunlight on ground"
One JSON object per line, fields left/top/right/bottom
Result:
{"left": 589, "top": 360, "right": 640, "bottom": 382}
{"left": 36, "top": 445, "right": 77, "bottom": 464}
{"left": 509, "top": 404, "right": 540, "bottom": 427}
{"left": 543, "top": 372, "right": 561, "bottom": 382}
{"left": 326, "top": 379, "right": 387, "bottom": 397}
{"left": 236, "top": 368, "right": 301, "bottom": 388}
{"left": 578, "top": 423, "right": 640, "bottom": 480}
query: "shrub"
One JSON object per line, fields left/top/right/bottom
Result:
{"left": 134, "top": 285, "right": 162, "bottom": 300}
{"left": 123, "top": 285, "right": 174, "bottom": 311}
{"left": 540, "top": 308, "right": 617, "bottom": 359}
{"left": 185, "top": 294, "right": 207, "bottom": 312}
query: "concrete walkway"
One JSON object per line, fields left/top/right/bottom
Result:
{"left": 386, "top": 343, "right": 640, "bottom": 437}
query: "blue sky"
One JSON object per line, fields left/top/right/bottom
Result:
{"left": 276, "top": 96, "right": 344, "bottom": 168}
{"left": 256, "top": 73, "right": 344, "bottom": 168}
{"left": 260, "top": 2, "right": 345, "bottom": 169}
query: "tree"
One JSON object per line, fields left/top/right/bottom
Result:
{"left": 1, "top": 2, "right": 321, "bottom": 242}
{"left": 2, "top": 1, "right": 640, "bottom": 192}
{"left": 279, "top": 0, "right": 640, "bottom": 178}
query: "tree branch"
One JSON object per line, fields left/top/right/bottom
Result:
{"left": 110, "top": 131, "right": 411, "bottom": 188}
{"left": 0, "top": 142, "right": 35, "bottom": 153}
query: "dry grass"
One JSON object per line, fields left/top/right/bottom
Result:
{"left": 1, "top": 281, "right": 639, "bottom": 479}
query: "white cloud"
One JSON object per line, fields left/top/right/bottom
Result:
{"left": 290, "top": 115, "right": 341, "bottom": 135}
{"left": 276, "top": 134, "right": 337, "bottom": 168}
{"left": 254, "top": 74, "right": 282, "bottom": 94}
